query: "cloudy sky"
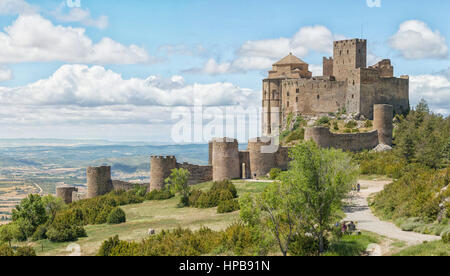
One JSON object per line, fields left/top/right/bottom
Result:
{"left": 0, "top": 0, "right": 449, "bottom": 143}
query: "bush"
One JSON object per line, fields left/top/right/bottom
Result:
{"left": 345, "top": 120, "right": 358, "bottom": 129}
{"left": 285, "top": 128, "right": 305, "bottom": 143}
{"left": 364, "top": 120, "right": 373, "bottom": 128}
{"left": 442, "top": 232, "right": 450, "bottom": 244}
{"left": 31, "top": 224, "right": 48, "bottom": 241}
{"left": 189, "top": 181, "right": 238, "bottom": 209}
{"left": 0, "top": 244, "right": 14, "bottom": 256}
{"left": 14, "top": 246, "right": 36, "bottom": 256}
{"left": 107, "top": 207, "right": 126, "bottom": 224}
{"left": 269, "top": 168, "right": 282, "bottom": 180}
{"left": 333, "top": 121, "right": 339, "bottom": 131}
{"left": 217, "top": 200, "right": 240, "bottom": 214}
{"left": 46, "top": 209, "right": 87, "bottom": 242}
{"left": 290, "top": 234, "right": 328, "bottom": 256}
{"left": 344, "top": 129, "right": 352, "bottom": 133}
{"left": 317, "top": 116, "right": 330, "bottom": 126}
{"left": 146, "top": 189, "right": 174, "bottom": 201}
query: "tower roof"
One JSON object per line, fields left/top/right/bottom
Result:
{"left": 273, "top": 53, "right": 307, "bottom": 66}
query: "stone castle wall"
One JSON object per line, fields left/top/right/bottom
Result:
{"left": 304, "top": 127, "right": 379, "bottom": 152}
{"left": 56, "top": 186, "right": 78, "bottom": 204}
{"left": 178, "top": 163, "right": 213, "bottom": 185}
{"left": 280, "top": 77, "right": 347, "bottom": 116}
{"left": 87, "top": 166, "right": 113, "bottom": 199}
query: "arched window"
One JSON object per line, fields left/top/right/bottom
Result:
{"left": 287, "top": 101, "right": 290, "bottom": 108}
{"left": 317, "top": 95, "right": 320, "bottom": 100}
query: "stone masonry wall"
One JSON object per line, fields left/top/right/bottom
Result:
{"left": 304, "top": 127, "right": 379, "bottom": 152}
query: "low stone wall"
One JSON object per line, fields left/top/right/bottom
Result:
{"left": 305, "top": 127, "right": 379, "bottom": 152}
{"left": 112, "top": 180, "right": 147, "bottom": 191}
{"left": 178, "top": 163, "right": 213, "bottom": 185}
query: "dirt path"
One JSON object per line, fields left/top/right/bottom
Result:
{"left": 344, "top": 180, "right": 441, "bottom": 247}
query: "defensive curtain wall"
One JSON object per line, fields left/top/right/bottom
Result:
{"left": 304, "top": 104, "right": 394, "bottom": 151}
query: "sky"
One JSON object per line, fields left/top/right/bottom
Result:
{"left": 0, "top": 0, "right": 449, "bottom": 143}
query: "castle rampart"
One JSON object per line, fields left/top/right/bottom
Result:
{"left": 304, "top": 127, "right": 379, "bottom": 152}
{"left": 87, "top": 166, "right": 113, "bottom": 198}
{"left": 304, "top": 104, "right": 394, "bottom": 151}
{"left": 56, "top": 186, "right": 78, "bottom": 204}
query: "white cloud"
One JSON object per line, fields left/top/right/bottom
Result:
{"left": 0, "top": 0, "right": 37, "bottom": 14}
{"left": 52, "top": 7, "right": 108, "bottom": 29}
{"left": 191, "top": 25, "right": 344, "bottom": 74}
{"left": 0, "top": 14, "right": 150, "bottom": 64}
{"left": 389, "top": 20, "right": 448, "bottom": 60}
{"left": 0, "top": 66, "right": 13, "bottom": 82}
{"left": 0, "top": 64, "right": 258, "bottom": 107}
{"left": 410, "top": 71, "right": 450, "bottom": 115}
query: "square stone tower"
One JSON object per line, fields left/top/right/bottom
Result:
{"left": 333, "top": 39, "right": 367, "bottom": 82}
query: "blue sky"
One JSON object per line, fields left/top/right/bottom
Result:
{"left": 0, "top": 0, "right": 449, "bottom": 142}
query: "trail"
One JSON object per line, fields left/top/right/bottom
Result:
{"left": 344, "top": 180, "right": 441, "bottom": 247}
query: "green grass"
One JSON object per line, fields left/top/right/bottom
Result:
{"left": 325, "top": 231, "right": 380, "bottom": 256}
{"left": 394, "top": 240, "right": 450, "bottom": 256}
{"left": 22, "top": 180, "right": 271, "bottom": 256}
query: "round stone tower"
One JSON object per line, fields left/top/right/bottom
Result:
{"left": 248, "top": 137, "right": 277, "bottom": 178}
{"left": 87, "top": 166, "right": 113, "bottom": 199}
{"left": 374, "top": 104, "right": 394, "bottom": 146}
{"left": 212, "top": 138, "right": 240, "bottom": 181}
{"left": 150, "top": 156, "right": 177, "bottom": 191}
{"left": 56, "top": 186, "right": 78, "bottom": 204}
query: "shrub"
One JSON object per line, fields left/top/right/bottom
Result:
{"left": 290, "top": 234, "right": 328, "bottom": 256}
{"left": 364, "top": 120, "right": 373, "bottom": 128}
{"left": 146, "top": 189, "right": 174, "bottom": 201}
{"left": 345, "top": 120, "right": 358, "bottom": 129}
{"left": 0, "top": 244, "right": 14, "bottom": 256}
{"left": 269, "top": 168, "right": 282, "bottom": 180}
{"left": 344, "top": 129, "right": 352, "bottom": 133}
{"left": 333, "top": 121, "right": 339, "bottom": 131}
{"left": 217, "top": 200, "right": 240, "bottom": 214}
{"left": 285, "top": 128, "right": 305, "bottom": 143}
{"left": 14, "top": 246, "right": 36, "bottom": 256}
{"left": 317, "top": 116, "right": 330, "bottom": 126}
{"left": 107, "top": 207, "right": 126, "bottom": 224}
{"left": 189, "top": 181, "right": 238, "bottom": 209}
{"left": 31, "top": 224, "right": 48, "bottom": 241}
{"left": 46, "top": 209, "right": 87, "bottom": 242}
{"left": 442, "top": 232, "right": 450, "bottom": 244}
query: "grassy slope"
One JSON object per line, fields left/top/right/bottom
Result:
{"left": 31, "top": 180, "right": 271, "bottom": 256}
{"left": 394, "top": 241, "right": 449, "bottom": 256}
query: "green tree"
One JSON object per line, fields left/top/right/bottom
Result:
{"left": 0, "top": 225, "right": 14, "bottom": 247}
{"left": 41, "top": 195, "right": 65, "bottom": 224}
{"left": 165, "top": 168, "right": 191, "bottom": 207}
{"left": 285, "top": 142, "right": 358, "bottom": 253}
{"left": 12, "top": 194, "right": 48, "bottom": 238}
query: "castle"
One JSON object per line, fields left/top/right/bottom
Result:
{"left": 56, "top": 38, "right": 408, "bottom": 203}
{"left": 262, "top": 38, "right": 409, "bottom": 136}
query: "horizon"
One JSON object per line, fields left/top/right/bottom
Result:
{"left": 0, "top": 0, "right": 449, "bottom": 142}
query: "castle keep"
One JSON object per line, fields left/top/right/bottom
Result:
{"left": 263, "top": 39, "right": 409, "bottom": 136}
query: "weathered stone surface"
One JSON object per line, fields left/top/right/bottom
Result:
{"left": 263, "top": 38, "right": 409, "bottom": 136}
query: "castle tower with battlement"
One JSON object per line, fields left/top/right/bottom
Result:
{"left": 262, "top": 38, "right": 409, "bottom": 136}
{"left": 150, "top": 156, "right": 177, "bottom": 191}
{"left": 87, "top": 166, "right": 113, "bottom": 198}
